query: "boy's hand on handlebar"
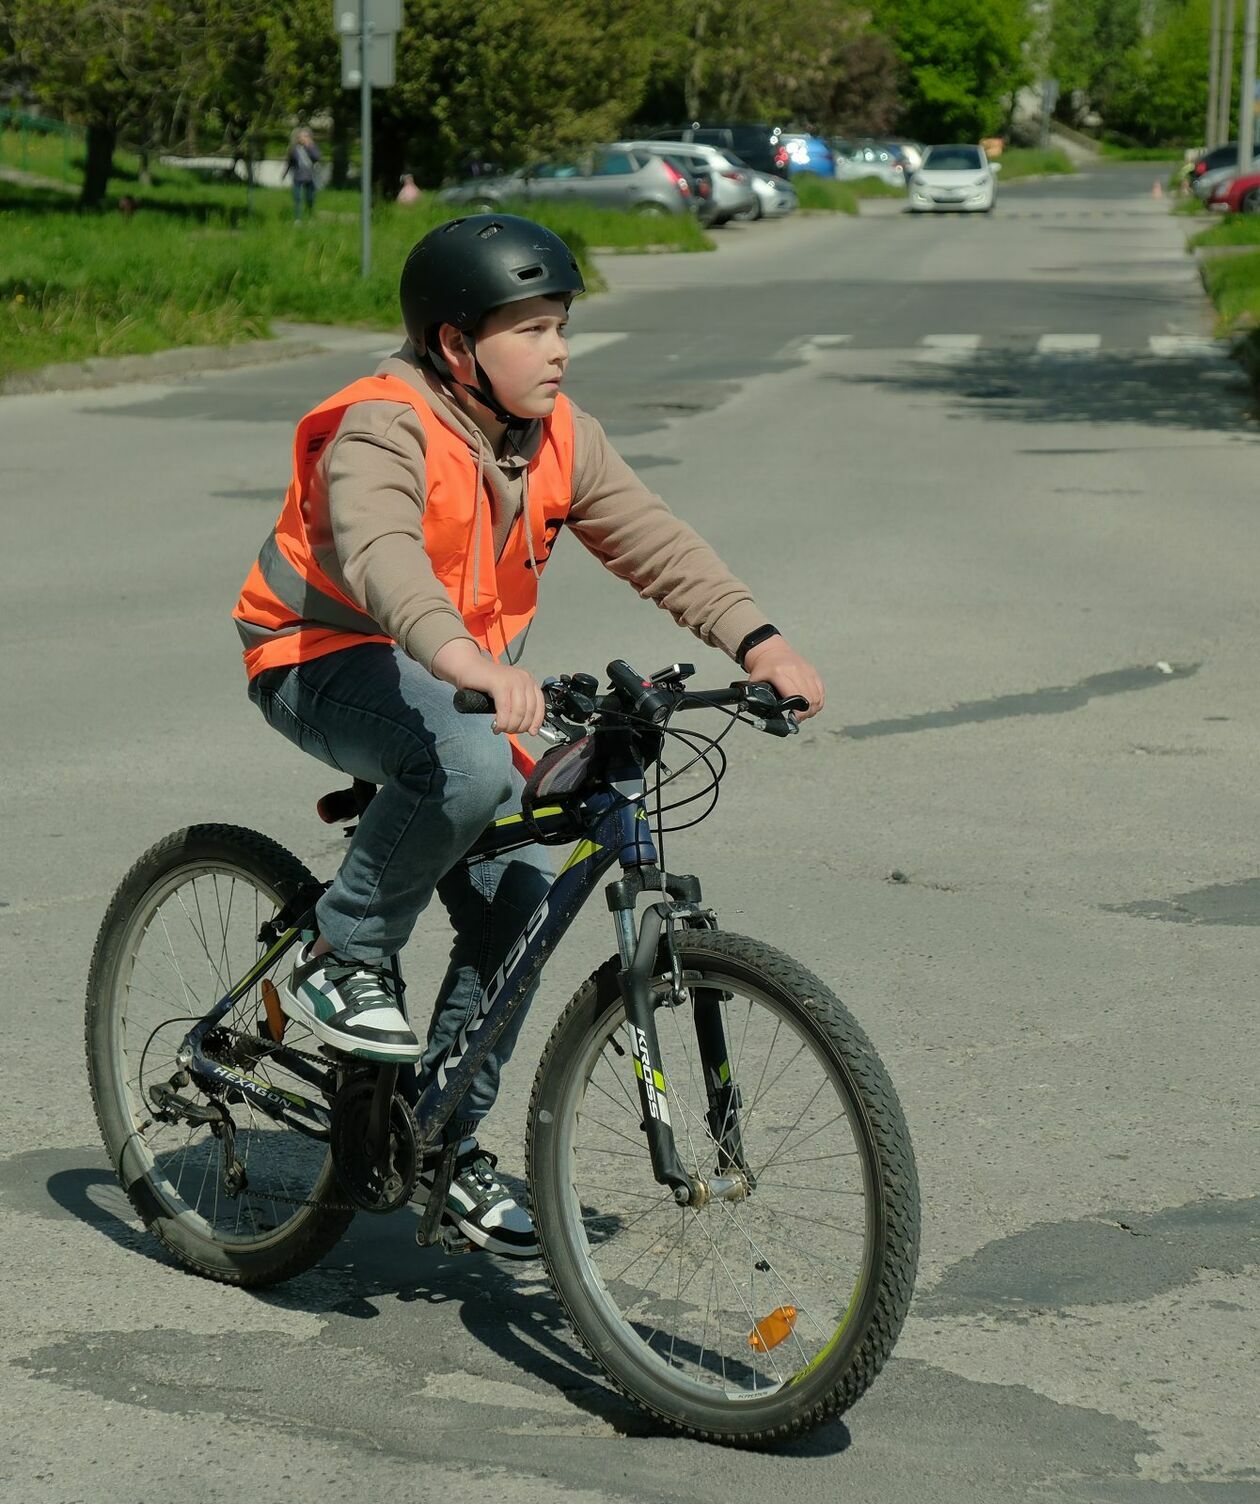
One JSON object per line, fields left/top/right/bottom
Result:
{"left": 432, "top": 640, "right": 546, "bottom": 735}
{"left": 742, "top": 638, "right": 825, "bottom": 721}
{"left": 477, "top": 662, "right": 546, "bottom": 736}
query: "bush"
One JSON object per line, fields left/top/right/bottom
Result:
{"left": 996, "top": 148, "right": 1074, "bottom": 179}
{"left": 794, "top": 178, "right": 862, "bottom": 214}
{"left": 0, "top": 183, "right": 712, "bottom": 374}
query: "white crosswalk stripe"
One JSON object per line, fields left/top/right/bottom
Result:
{"left": 1034, "top": 333, "right": 1102, "bottom": 357}
{"left": 1148, "top": 335, "right": 1225, "bottom": 359}
{"left": 804, "top": 333, "right": 1230, "bottom": 363}
{"left": 565, "top": 332, "right": 628, "bottom": 358}
{"left": 915, "top": 334, "right": 982, "bottom": 364}
{"left": 372, "top": 331, "right": 628, "bottom": 362}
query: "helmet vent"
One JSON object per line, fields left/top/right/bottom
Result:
{"left": 477, "top": 222, "right": 503, "bottom": 239}
{"left": 516, "top": 265, "right": 545, "bottom": 281}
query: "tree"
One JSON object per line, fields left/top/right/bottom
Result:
{"left": 641, "top": 0, "right": 889, "bottom": 132}
{"left": 876, "top": 0, "right": 1031, "bottom": 139}
{"left": 3, "top": 1, "right": 199, "bottom": 206}
{"left": 376, "top": 0, "right": 661, "bottom": 187}
{"left": 1108, "top": 0, "right": 1217, "bottom": 143}
{"left": 1048, "top": 0, "right": 1143, "bottom": 125}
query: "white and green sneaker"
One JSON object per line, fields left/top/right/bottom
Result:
{"left": 280, "top": 942, "right": 422, "bottom": 1063}
{"left": 414, "top": 1140, "right": 539, "bottom": 1260}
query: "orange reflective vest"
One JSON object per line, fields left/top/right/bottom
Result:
{"left": 233, "top": 375, "right": 575, "bottom": 772}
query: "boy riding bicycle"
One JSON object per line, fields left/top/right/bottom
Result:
{"left": 232, "top": 214, "right": 824, "bottom": 1257}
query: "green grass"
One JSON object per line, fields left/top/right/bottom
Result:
{"left": 995, "top": 148, "right": 1075, "bottom": 180}
{"left": 1173, "top": 195, "right": 1208, "bottom": 214}
{"left": 1191, "top": 213, "right": 1260, "bottom": 247}
{"left": 852, "top": 178, "right": 907, "bottom": 200}
{"left": 1098, "top": 141, "right": 1186, "bottom": 161}
{"left": 0, "top": 120, "right": 82, "bottom": 184}
{"left": 0, "top": 174, "right": 713, "bottom": 375}
{"left": 1201, "top": 248, "right": 1260, "bottom": 332}
{"left": 794, "top": 178, "right": 862, "bottom": 214}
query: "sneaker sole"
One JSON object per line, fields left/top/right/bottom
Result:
{"left": 278, "top": 986, "right": 423, "bottom": 1064}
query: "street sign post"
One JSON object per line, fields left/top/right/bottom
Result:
{"left": 336, "top": 0, "right": 400, "bottom": 279}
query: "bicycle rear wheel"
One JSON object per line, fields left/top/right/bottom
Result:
{"left": 527, "top": 930, "right": 918, "bottom": 1444}
{"left": 86, "top": 824, "right": 353, "bottom": 1287}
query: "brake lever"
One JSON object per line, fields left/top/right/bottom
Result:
{"left": 739, "top": 684, "right": 806, "bottom": 736}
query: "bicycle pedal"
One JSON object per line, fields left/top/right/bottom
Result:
{"left": 438, "top": 1224, "right": 477, "bottom": 1256}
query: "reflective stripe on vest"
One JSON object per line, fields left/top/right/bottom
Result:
{"left": 231, "top": 376, "right": 574, "bottom": 679}
{"left": 234, "top": 532, "right": 382, "bottom": 652}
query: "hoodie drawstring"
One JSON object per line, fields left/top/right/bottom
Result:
{"left": 470, "top": 429, "right": 537, "bottom": 667}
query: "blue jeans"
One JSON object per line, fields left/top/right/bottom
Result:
{"left": 248, "top": 644, "right": 554, "bottom": 1124}
{"left": 291, "top": 180, "right": 316, "bottom": 220}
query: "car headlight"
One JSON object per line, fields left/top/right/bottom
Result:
{"left": 974, "top": 177, "right": 988, "bottom": 187}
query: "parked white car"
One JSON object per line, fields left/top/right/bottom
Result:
{"left": 908, "top": 144, "right": 1000, "bottom": 213}
{"left": 624, "top": 139, "right": 758, "bottom": 224}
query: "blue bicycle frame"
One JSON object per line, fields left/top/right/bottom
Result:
{"left": 177, "top": 758, "right": 720, "bottom": 1203}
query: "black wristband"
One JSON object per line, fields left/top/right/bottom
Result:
{"left": 736, "top": 623, "right": 781, "bottom": 670}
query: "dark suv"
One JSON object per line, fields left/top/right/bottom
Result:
{"left": 647, "top": 124, "right": 791, "bottom": 179}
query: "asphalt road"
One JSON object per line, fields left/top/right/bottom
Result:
{"left": 2, "top": 163, "right": 1258, "bottom": 1502}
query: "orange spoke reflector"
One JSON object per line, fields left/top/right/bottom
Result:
{"left": 260, "top": 978, "right": 286, "bottom": 1043}
{"left": 748, "top": 1305, "right": 797, "bottom": 1352}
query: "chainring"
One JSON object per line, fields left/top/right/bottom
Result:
{"left": 328, "top": 1077, "right": 419, "bottom": 1214}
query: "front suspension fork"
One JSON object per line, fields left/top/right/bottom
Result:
{"left": 613, "top": 881, "right": 751, "bottom": 1207}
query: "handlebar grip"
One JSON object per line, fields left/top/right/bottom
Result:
{"left": 453, "top": 689, "right": 495, "bottom": 715}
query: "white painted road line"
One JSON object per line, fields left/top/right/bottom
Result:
{"left": 1148, "top": 335, "right": 1225, "bottom": 359}
{"left": 811, "top": 334, "right": 854, "bottom": 348}
{"left": 371, "top": 331, "right": 628, "bottom": 363}
{"left": 566, "top": 332, "right": 629, "bottom": 358}
{"left": 1035, "top": 333, "right": 1102, "bottom": 357}
{"left": 916, "top": 334, "right": 982, "bottom": 364}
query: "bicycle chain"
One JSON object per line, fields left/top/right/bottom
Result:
{"left": 202, "top": 1031, "right": 364, "bottom": 1214}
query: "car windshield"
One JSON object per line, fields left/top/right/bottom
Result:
{"left": 923, "top": 146, "right": 983, "bottom": 171}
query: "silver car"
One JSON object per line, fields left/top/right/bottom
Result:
{"left": 438, "top": 146, "right": 695, "bottom": 216}
{"left": 733, "top": 169, "right": 798, "bottom": 220}
{"left": 833, "top": 142, "right": 906, "bottom": 189}
{"left": 623, "top": 139, "right": 758, "bottom": 224}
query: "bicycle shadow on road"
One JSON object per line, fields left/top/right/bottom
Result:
{"left": 34, "top": 1151, "right": 853, "bottom": 1456}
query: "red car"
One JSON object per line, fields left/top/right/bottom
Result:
{"left": 1209, "top": 169, "right": 1260, "bottom": 213}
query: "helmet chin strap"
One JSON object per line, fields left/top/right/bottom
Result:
{"left": 423, "top": 330, "right": 529, "bottom": 430}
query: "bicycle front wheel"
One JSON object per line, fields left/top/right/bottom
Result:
{"left": 527, "top": 930, "right": 919, "bottom": 1445}
{"left": 86, "top": 824, "right": 353, "bottom": 1287}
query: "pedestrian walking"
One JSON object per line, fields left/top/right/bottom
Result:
{"left": 283, "top": 128, "right": 321, "bottom": 223}
{"left": 397, "top": 172, "right": 421, "bottom": 205}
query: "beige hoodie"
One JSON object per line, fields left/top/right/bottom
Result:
{"left": 303, "top": 344, "right": 769, "bottom": 671}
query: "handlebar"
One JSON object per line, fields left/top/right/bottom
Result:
{"left": 453, "top": 662, "right": 805, "bottom": 740}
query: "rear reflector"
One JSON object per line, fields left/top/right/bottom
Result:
{"left": 261, "top": 978, "right": 286, "bottom": 1043}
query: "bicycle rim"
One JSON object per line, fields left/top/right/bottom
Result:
{"left": 552, "top": 972, "right": 876, "bottom": 1405}
{"left": 103, "top": 858, "right": 335, "bottom": 1247}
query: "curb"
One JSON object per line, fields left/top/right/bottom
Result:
{"left": 0, "top": 331, "right": 328, "bottom": 397}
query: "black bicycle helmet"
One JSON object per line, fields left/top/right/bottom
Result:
{"left": 400, "top": 214, "right": 585, "bottom": 423}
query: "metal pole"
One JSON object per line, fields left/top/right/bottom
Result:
{"left": 1208, "top": 0, "right": 1223, "bottom": 146}
{"left": 1239, "top": 0, "right": 1258, "bottom": 172}
{"left": 1220, "top": 0, "right": 1237, "bottom": 146}
{"left": 359, "top": 0, "right": 372, "bottom": 279}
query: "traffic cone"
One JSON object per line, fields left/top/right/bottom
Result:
{"left": 1152, "top": 178, "right": 1164, "bottom": 200}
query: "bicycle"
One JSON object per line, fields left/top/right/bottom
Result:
{"left": 86, "top": 657, "right": 919, "bottom": 1445}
